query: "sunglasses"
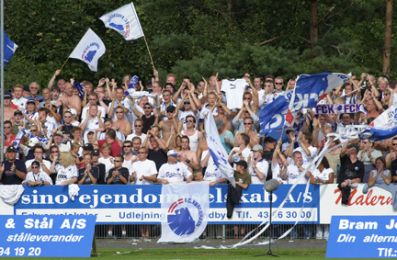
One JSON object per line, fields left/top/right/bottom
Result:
{"left": 51, "top": 151, "right": 59, "bottom": 153}
{"left": 114, "top": 160, "right": 122, "bottom": 162}
{"left": 123, "top": 145, "right": 131, "bottom": 148}
{"left": 135, "top": 125, "right": 142, "bottom": 127}
{"left": 184, "top": 102, "right": 190, "bottom": 105}
{"left": 244, "top": 122, "right": 252, "bottom": 125}
{"left": 31, "top": 166, "right": 39, "bottom": 169}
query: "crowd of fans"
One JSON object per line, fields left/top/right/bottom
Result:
{"left": 1, "top": 70, "right": 397, "bottom": 238}
{"left": 2, "top": 71, "right": 397, "bottom": 187}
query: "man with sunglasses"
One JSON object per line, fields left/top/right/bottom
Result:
{"left": 0, "top": 146, "right": 26, "bottom": 184}
{"left": 126, "top": 119, "right": 147, "bottom": 143}
{"left": 23, "top": 160, "right": 52, "bottom": 186}
{"left": 106, "top": 156, "right": 129, "bottom": 184}
{"left": 122, "top": 140, "right": 138, "bottom": 175}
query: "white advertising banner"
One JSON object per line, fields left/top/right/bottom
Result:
{"left": 319, "top": 184, "right": 396, "bottom": 224}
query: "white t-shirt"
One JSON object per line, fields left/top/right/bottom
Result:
{"left": 311, "top": 167, "right": 334, "bottom": 182}
{"left": 181, "top": 129, "right": 200, "bottom": 152}
{"left": 257, "top": 89, "right": 266, "bottom": 107}
{"left": 24, "top": 171, "right": 53, "bottom": 185}
{"left": 131, "top": 159, "right": 158, "bottom": 184}
{"left": 25, "top": 159, "right": 51, "bottom": 173}
{"left": 122, "top": 157, "right": 136, "bottom": 176}
{"left": 126, "top": 133, "right": 147, "bottom": 143}
{"left": 81, "top": 105, "right": 106, "bottom": 122}
{"left": 158, "top": 162, "right": 192, "bottom": 183}
{"left": 221, "top": 79, "right": 248, "bottom": 110}
{"left": 12, "top": 97, "right": 28, "bottom": 111}
{"left": 292, "top": 146, "right": 318, "bottom": 164}
{"left": 98, "top": 157, "right": 114, "bottom": 179}
{"left": 287, "top": 163, "right": 310, "bottom": 184}
{"left": 249, "top": 159, "right": 269, "bottom": 184}
{"left": 55, "top": 164, "right": 78, "bottom": 185}
{"left": 201, "top": 150, "right": 223, "bottom": 182}
{"left": 83, "top": 117, "right": 101, "bottom": 143}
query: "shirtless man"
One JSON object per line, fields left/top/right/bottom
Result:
{"left": 4, "top": 93, "right": 17, "bottom": 121}
{"left": 178, "top": 136, "right": 199, "bottom": 174}
{"left": 113, "top": 106, "right": 132, "bottom": 137}
{"left": 58, "top": 82, "right": 81, "bottom": 116}
{"left": 159, "top": 106, "right": 179, "bottom": 147}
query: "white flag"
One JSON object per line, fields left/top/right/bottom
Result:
{"left": 69, "top": 28, "right": 106, "bottom": 72}
{"left": 370, "top": 105, "right": 397, "bottom": 129}
{"left": 100, "top": 2, "right": 144, "bottom": 41}
{"left": 204, "top": 112, "right": 235, "bottom": 187}
{"left": 158, "top": 183, "right": 209, "bottom": 243}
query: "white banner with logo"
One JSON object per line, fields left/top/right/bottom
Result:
{"left": 319, "top": 184, "right": 396, "bottom": 224}
{"left": 370, "top": 105, "right": 397, "bottom": 128}
{"left": 158, "top": 183, "right": 209, "bottom": 243}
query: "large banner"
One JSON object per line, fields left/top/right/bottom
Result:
{"left": 319, "top": 184, "right": 396, "bottom": 224}
{"left": 4, "top": 184, "right": 319, "bottom": 224}
{"left": 2, "top": 184, "right": 396, "bottom": 224}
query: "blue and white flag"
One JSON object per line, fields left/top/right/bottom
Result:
{"left": 2, "top": 32, "right": 18, "bottom": 65}
{"left": 259, "top": 95, "right": 289, "bottom": 140}
{"left": 69, "top": 28, "right": 106, "bottom": 72}
{"left": 128, "top": 75, "right": 139, "bottom": 89}
{"left": 73, "top": 81, "right": 84, "bottom": 98}
{"left": 204, "top": 111, "right": 235, "bottom": 187}
{"left": 100, "top": 3, "right": 144, "bottom": 41}
{"left": 158, "top": 183, "right": 209, "bottom": 243}
{"left": 291, "top": 72, "right": 350, "bottom": 111}
{"left": 360, "top": 105, "right": 397, "bottom": 141}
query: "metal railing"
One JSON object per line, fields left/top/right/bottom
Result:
{"left": 94, "top": 224, "right": 328, "bottom": 240}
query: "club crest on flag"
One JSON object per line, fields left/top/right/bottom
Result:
{"left": 69, "top": 28, "right": 106, "bottom": 72}
{"left": 167, "top": 197, "right": 204, "bottom": 236}
{"left": 100, "top": 3, "right": 144, "bottom": 41}
{"left": 104, "top": 13, "right": 131, "bottom": 38}
{"left": 82, "top": 42, "right": 101, "bottom": 63}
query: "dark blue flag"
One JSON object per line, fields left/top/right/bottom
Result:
{"left": 259, "top": 95, "right": 289, "bottom": 140}
{"left": 1, "top": 32, "right": 18, "bottom": 65}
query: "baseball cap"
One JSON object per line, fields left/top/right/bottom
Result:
{"left": 235, "top": 160, "right": 248, "bottom": 169}
{"left": 26, "top": 99, "right": 35, "bottom": 105}
{"left": 4, "top": 93, "right": 11, "bottom": 99}
{"left": 167, "top": 150, "right": 178, "bottom": 157}
{"left": 6, "top": 146, "right": 17, "bottom": 153}
{"left": 252, "top": 144, "right": 263, "bottom": 152}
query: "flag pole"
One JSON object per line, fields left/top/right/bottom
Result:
{"left": 59, "top": 57, "right": 70, "bottom": 71}
{"left": 142, "top": 35, "right": 155, "bottom": 71}
{"left": 0, "top": 0, "right": 4, "bottom": 161}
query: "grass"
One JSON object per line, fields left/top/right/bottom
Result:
{"left": 2, "top": 248, "right": 380, "bottom": 260}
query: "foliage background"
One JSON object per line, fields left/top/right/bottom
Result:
{"left": 3, "top": 0, "right": 396, "bottom": 89}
